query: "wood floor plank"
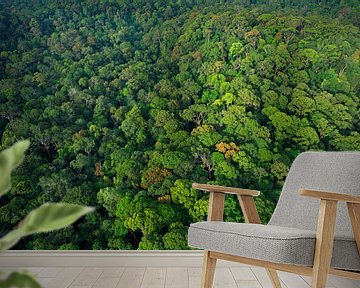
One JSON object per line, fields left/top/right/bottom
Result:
{"left": 93, "top": 277, "right": 120, "bottom": 288}
{"left": 236, "top": 280, "right": 262, "bottom": 288}
{"left": 278, "top": 271, "right": 310, "bottom": 288}
{"left": 46, "top": 267, "right": 83, "bottom": 288}
{"left": 251, "top": 267, "right": 287, "bottom": 288}
{"left": 230, "top": 267, "right": 257, "bottom": 281}
{"left": 188, "top": 268, "right": 201, "bottom": 277}
{"left": 213, "top": 267, "right": 237, "bottom": 288}
{"left": 301, "top": 275, "right": 334, "bottom": 287}
{"left": 7, "top": 263, "right": 359, "bottom": 288}
{"left": 24, "top": 267, "right": 44, "bottom": 275}
{"left": 116, "top": 267, "right": 146, "bottom": 288}
{"left": 188, "top": 268, "right": 201, "bottom": 288}
{"left": 71, "top": 267, "right": 103, "bottom": 286}
{"left": 141, "top": 267, "right": 166, "bottom": 288}
{"left": 100, "top": 267, "right": 125, "bottom": 278}
{"left": 38, "top": 267, "right": 63, "bottom": 278}
{"left": 327, "top": 275, "right": 360, "bottom": 288}
{"left": 165, "top": 268, "right": 188, "bottom": 288}
{"left": 0, "top": 267, "right": 43, "bottom": 277}
{"left": 36, "top": 277, "right": 54, "bottom": 287}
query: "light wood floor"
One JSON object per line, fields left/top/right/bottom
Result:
{"left": 3, "top": 266, "right": 360, "bottom": 288}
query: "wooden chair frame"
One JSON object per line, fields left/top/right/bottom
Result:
{"left": 192, "top": 183, "right": 360, "bottom": 288}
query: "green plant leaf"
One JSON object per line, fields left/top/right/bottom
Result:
{"left": 0, "top": 203, "right": 94, "bottom": 251}
{"left": 0, "top": 271, "right": 41, "bottom": 288}
{"left": 0, "top": 229, "right": 22, "bottom": 253}
{"left": 0, "top": 140, "right": 30, "bottom": 197}
{"left": 20, "top": 203, "right": 95, "bottom": 234}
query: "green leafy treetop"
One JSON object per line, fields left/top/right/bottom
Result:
{"left": 0, "top": 141, "right": 94, "bottom": 287}
{"left": 0, "top": 0, "right": 359, "bottom": 252}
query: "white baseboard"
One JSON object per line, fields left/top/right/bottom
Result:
{"left": 0, "top": 250, "right": 247, "bottom": 268}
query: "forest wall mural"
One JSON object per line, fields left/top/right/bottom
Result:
{"left": 0, "top": 0, "right": 359, "bottom": 250}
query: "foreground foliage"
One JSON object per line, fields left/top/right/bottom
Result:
{"left": 0, "top": 141, "right": 94, "bottom": 286}
{"left": 0, "top": 0, "right": 359, "bottom": 250}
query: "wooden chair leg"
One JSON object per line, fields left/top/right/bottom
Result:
{"left": 201, "top": 250, "right": 217, "bottom": 288}
{"left": 266, "top": 269, "right": 282, "bottom": 288}
{"left": 200, "top": 192, "right": 223, "bottom": 288}
{"left": 347, "top": 202, "right": 360, "bottom": 254}
{"left": 312, "top": 200, "right": 337, "bottom": 288}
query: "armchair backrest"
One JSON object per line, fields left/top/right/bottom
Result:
{"left": 269, "top": 151, "right": 360, "bottom": 238}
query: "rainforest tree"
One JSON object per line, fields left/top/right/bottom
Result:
{"left": 0, "top": 0, "right": 359, "bottom": 249}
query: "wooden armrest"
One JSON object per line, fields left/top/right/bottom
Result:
{"left": 192, "top": 183, "right": 260, "bottom": 197}
{"left": 301, "top": 188, "right": 360, "bottom": 268}
{"left": 299, "top": 189, "right": 360, "bottom": 204}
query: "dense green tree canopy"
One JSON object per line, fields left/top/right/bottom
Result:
{"left": 0, "top": 0, "right": 359, "bottom": 249}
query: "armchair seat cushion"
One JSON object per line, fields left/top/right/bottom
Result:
{"left": 188, "top": 221, "right": 360, "bottom": 271}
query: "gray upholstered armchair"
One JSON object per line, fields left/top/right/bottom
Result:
{"left": 188, "top": 152, "right": 360, "bottom": 288}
